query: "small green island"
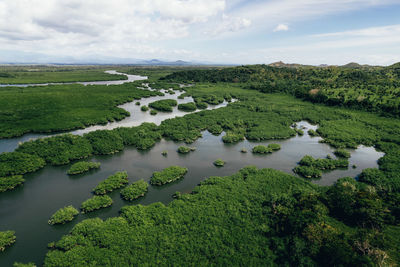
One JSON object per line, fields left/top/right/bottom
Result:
{"left": 0, "top": 230, "right": 16, "bottom": 252}
{"left": 141, "top": 105, "right": 149, "bottom": 112}
{"left": 334, "top": 149, "right": 351, "bottom": 158}
{"left": 150, "top": 166, "right": 188, "bottom": 185}
{"left": 293, "top": 155, "right": 349, "bottom": 179}
{"left": 148, "top": 99, "right": 177, "bottom": 112}
{"left": 0, "top": 175, "right": 25, "bottom": 193}
{"left": 177, "top": 146, "right": 196, "bottom": 154}
{"left": 67, "top": 161, "right": 100, "bottom": 175}
{"left": 80, "top": 195, "right": 113, "bottom": 213}
{"left": 48, "top": 206, "right": 79, "bottom": 225}
{"left": 93, "top": 171, "right": 129, "bottom": 195}
{"left": 252, "top": 144, "right": 281, "bottom": 154}
{"left": 213, "top": 159, "right": 225, "bottom": 167}
{"left": 120, "top": 180, "right": 149, "bottom": 201}
{"left": 177, "top": 102, "right": 197, "bottom": 112}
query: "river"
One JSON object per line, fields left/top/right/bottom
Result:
{"left": 0, "top": 73, "right": 385, "bottom": 266}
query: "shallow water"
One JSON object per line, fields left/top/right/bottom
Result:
{"left": 0, "top": 70, "right": 144, "bottom": 87}
{"left": 0, "top": 121, "right": 384, "bottom": 266}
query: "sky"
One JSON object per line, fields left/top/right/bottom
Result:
{"left": 0, "top": 0, "right": 400, "bottom": 65}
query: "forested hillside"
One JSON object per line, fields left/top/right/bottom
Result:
{"left": 162, "top": 63, "right": 400, "bottom": 116}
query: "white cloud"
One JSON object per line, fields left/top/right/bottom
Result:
{"left": 273, "top": 24, "right": 289, "bottom": 32}
{"left": 206, "top": 14, "right": 251, "bottom": 36}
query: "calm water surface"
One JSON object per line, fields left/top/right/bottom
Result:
{"left": 0, "top": 121, "right": 384, "bottom": 266}
{"left": 0, "top": 71, "right": 385, "bottom": 266}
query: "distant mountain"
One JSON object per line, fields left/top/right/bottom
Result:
{"left": 136, "top": 59, "right": 192, "bottom": 66}
{"left": 341, "top": 62, "right": 379, "bottom": 69}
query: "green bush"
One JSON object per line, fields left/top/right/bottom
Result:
{"left": 195, "top": 102, "right": 208, "bottom": 109}
{"left": 0, "top": 152, "right": 45, "bottom": 176}
{"left": 80, "top": 195, "right": 113, "bottom": 213}
{"left": 293, "top": 166, "right": 322, "bottom": 179}
{"left": 93, "top": 171, "right": 129, "bottom": 195}
{"left": 178, "top": 102, "right": 197, "bottom": 112}
{"left": 67, "top": 161, "right": 100, "bottom": 175}
{"left": 0, "top": 175, "right": 25, "bottom": 193}
{"left": 177, "top": 146, "right": 196, "bottom": 154}
{"left": 149, "top": 99, "right": 177, "bottom": 112}
{"left": 0, "top": 230, "right": 16, "bottom": 252}
{"left": 334, "top": 149, "right": 351, "bottom": 158}
{"left": 116, "top": 123, "right": 161, "bottom": 150}
{"left": 120, "top": 180, "right": 149, "bottom": 201}
{"left": 222, "top": 131, "right": 245, "bottom": 143}
{"left": 16, "top": 134, "right": 93, "bottom": 165}
{"left": 308, "top": 129, "right": 319, "bottom": 136}
{"left": 150, "top": 109, "right": 158, "bottom": 115}
{"left": 13, "top": 262, "right": 36, "bottom": 267}
{"left": 48, "top": 206, "right": 79, "bottom": 225}
{"left": 268, "top": 143, "right": 281, "bottom": 151}
{"left": 84, "top": 130, "right": 124, "bottom": 155}
{"left": 141, "top": 105, "right": 149, "bottom": 112}
{"left": 150, "top": 166, "right": 188, "bottom": 185}
{"left": 213, "top": 159, "right": 225, "bottom": 167}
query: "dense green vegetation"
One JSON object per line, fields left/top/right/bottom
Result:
{"left": 13, "top": 262, "right": 36, "bottom": 267}
{"left": 252, "top": 144, "right": 281, "bottom": 154}
{"left": 150, "top": 166, "right": 188, "bottom": 185}
{"left": 140, "top": 105, "right": 149, "bottom": 111}
{"left": 67, "top": 161, "right": 100, "bottom": 175}
{"left": 213, "top": 158, "right": 225, "bottom": 167}
{"left": 0, "top": 231, "right": 16, "bottom": 252}
{"left": 116, "top": 122, "right": 161, "bottom": 150}
{"left": 148, "top": 99, "right": 177, "bottom": 112}
{"left": 177, "top": 102, "right": 197, "bottom": 112}
{"left": 0, "top": 67, "right": 127, "bottom": 84}
{"left": 334, "top": 149, "right": 351, "bottom": 158}
{"left": 150, "top": 109, "right": 158, "bottom": 115}
{"left": 48, "top": 206, "right": 79, "bottom": 225}
{"left": 16, "top": 134, "right": 93, "bottom": 165}
{"left": 93, "top": 171, "right": 129, "bottom": 195}
{"left": 0, "top": 152, "right": 45, "bottom": 176}
{"left": 80, "top": 195, "right": 113, "bottom": 213}
{"left": 0, "top": 175, "right": 25, "bottom": 193}
{"left": 177, "top": 146, "right": 196, "bottom": 154}
{"left": 294, "top": 155, "right": 349, "bottom": 179}
{"left": 44, "top": 167, "right": 400, "bottom": 266}
{"left": 162, "top": 63, "right": 400, "bottom": 117}
{"left": 120, "top": 180, "right": 149, "bottom": 201}
{"left": 83, "top": 130, "right": 124, "bottom": 155}
{"left": 0, "top": 82, "right": 162, "bottom": 138}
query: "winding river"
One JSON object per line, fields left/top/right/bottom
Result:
{"left": 0, "top": 73, "right": 385, "bottom": 266}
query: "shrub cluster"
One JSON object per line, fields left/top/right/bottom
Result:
{"left": 67, "top": 161, "right": 100, "bottom": 175}
{"left": 0, "top": 152, "right": 45, "bottom": 177}
{"left": 148, "top": 99, "right": 177, "bottom": 112}
{"left": 252, "top": 144, "right": 281, "bottom": 154}
{"left": 80, "top": 195, "right": 113, "bottom": 213}
{"left": 294, "top": 155, "right": 349, "bottom": 179}
{"left": 150, "top": 166, "right": 188, "bottom": 185}
{"left": 0, "top": 230, "right": 16, "bottom": 252}
{"left": 93, "top": 171, "right": 129, "bottom": 195}
{"left": 0, "top": 175, "right": 25, "bottom": 193}
{"left": 178, "top": 102, "right": 197, "bottom": 112}
{"left": 120, "top": 180, "right": 149, "bottom": 201}
{"left": 48, "top": 206, "right": 79, "bottom": 225}
{"left": 213, "top": 159, "right": 225, "bottom": 167}
{"left": 177, "top": 146, "right": 196, "bottom": 154}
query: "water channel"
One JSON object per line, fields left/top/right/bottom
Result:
{"left": 0, "top": 73, "right": 385, "bottom": 266}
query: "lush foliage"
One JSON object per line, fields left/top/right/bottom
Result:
{"left": 213, "top": 158, "right": 225, "bottom": 167}
{"left": 140, "top": 105, "right": 149, "bottom": 111}
{"left": 177, "top": 146, "right": 196, "bottom": 154}
{"left": 120, "top": 180, "right": 149, "bottom": 201}
{"left": 294, "top": 155, "right": 349, "bottom": 179}
{"left": 162, "top": 63, "right": 400, "bottom": 117}
{"left": 80, "top": 195, "right": 113, "bottom": 213}
{"left": 44, "top": 167, "right": 397, "bottom": 266}
{"left": 0, "top": 82, "right": 162, "bottom": 138}
{"left": 83, "top": 130, "right": 124, "bottom": 155}
{"left": 178, "top": 102, "right": 197, "bottom": 112}
{"left": 93, "top": 171, "right": 129, "bottom": 195}
{"left": 0, "top": 175, "right": 25, "bottom": 193}
{"left": 16, "top": 134, "right": 93, "bottom": 165}
{"left": 148, "top": 99, "right": 178, "bottom": 112}
{"left": 150, "top": 109, "right": 158, "bottom": 115}
{"left": 150, "top": 166, "right": 188, "bottom": 185}
{"left": 0, "top": 152, "right": 45, "bottom": 176}
{"left": 48, "top": 206, "right": 79, "bottom": 225}
{"left": 252, "top": 144, "right": 281, "bottom": 154}
{"left": 0, "top": 230, "right": 16, "bottom": 252}
{"left": 13, "top": 262, "right": 36, "bottom": 267}
{"left": 115, "top": 123, "right": 161, "bottom": 150}
{"left": 67, "top": 161, "right": 100, "bottom": 175}
{"left": 334, "top": 149, "right": 351, "bottom": 158}
{"left": 0, "top": 66, "right": 126, "bottom": 84}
